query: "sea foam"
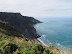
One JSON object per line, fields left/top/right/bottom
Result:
{"left": 37, "top": 35, "right": 52, "bottom": 47}
{"left": 42, "top": 35, "right": 46, "bottom": 37}
{"left": 37, "top": 38, "right": 49, "bottom": 47}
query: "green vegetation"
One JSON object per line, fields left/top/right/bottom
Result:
{"left": 0, "top": 22, "right": 23, "bottom": 37}
{"left": 0, "top": 20, "right": 72, "bottom": 54}
{"left": 0, "top": 20, "right": 53, "bottom": 54}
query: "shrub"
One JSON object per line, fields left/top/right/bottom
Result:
{"left": 0, "top": 40, "right": 18, "bottom": 54}
{"left": 32, "top": 44, "right": 44, "bottom": 54}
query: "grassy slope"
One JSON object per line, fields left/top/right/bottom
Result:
{"left": 0, "top": 20, "right": 53, "bottom": 54}
{"left": 0, "top": 20, "right": 72, "bottom": 54}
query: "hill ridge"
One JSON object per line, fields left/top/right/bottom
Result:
{"left": 0, "top": 12, "right": 41, "bottom": 39}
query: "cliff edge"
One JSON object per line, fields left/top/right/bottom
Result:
{"left": 0, "top": 12, "right": 41, "bottom": 39}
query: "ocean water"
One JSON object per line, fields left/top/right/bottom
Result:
{"left": 34, "top": 17, "right": 72, "bottom": 50}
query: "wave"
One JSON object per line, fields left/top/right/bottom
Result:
{"left": 37, "top": 38, "right": 49, "bottom": 47}
{"left": 56, "top": 43, "right": 60, "bottom": 46}
{"left": 37, "top": 38, "right": 72, "bottom": 51}
{"left": 56, "top": 42, "right": 72, "bottom": 51}
{"left": 61, "top": 41, "right": 72, "bottom": 44}
{"left": 41, "top": 35, "right": 46, "bottom": 37}
{"left": 37, "top": 38, "right": 52, "bottom": 47}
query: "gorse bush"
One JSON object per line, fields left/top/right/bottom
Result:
{"left": 32, "top": 44, "right": 44, "bottom": 53}
{"left": 0, "top": 40, "right": 18, "bottom": 54}
{"left": 0, "top": 34, "right": 53, "bottom": 54}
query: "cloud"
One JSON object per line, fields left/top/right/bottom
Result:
{"left": 0, "top": 0, "right": 72, "bottom": 17}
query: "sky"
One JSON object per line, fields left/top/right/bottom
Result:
{"left": 0, "top": 0, "right": 72, "bottom": 18}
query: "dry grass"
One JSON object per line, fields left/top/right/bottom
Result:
{"left": 0, "top": 20, "right": 7, "bottom": 24}
{"left": 43, "top": 43, "right": 72, "bottom": 54}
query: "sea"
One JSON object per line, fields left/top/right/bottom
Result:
{"left": 34, "top": 17, "right": 72, "bottom": 50}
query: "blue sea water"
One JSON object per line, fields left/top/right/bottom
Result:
{"left": 34, "top": 17, "right": 72, "bottom": 50}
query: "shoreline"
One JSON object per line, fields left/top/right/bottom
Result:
{"left": 37, "top": 36, "right": 72, "bottom": 52}
{"left": 37, "top": 38, "right": 49, "bottom": 47}
{"left": 37, "top": 36, "right": 52, "bottom": 47}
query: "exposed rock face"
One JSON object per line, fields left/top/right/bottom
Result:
{"left": 0, "top": 12, "right": 41, "bottom": 39}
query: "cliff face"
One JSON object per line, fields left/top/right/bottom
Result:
{"left": 0, "top": 12, "right": 41, "bottom": 39}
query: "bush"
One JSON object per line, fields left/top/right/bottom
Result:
{"left": 32, "top": 44, "right": 44, "bottom": 54}
{"left": 0, "top": 40, "right": 18, "bottom": 54}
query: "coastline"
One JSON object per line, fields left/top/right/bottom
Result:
{"left": 34, "top": 23, "right": 50, "bottom": 47}
{"left": 37, "top": 37, "right": 52, "bottom": 47}
{"left": 37, "top": 38, "right": 49, "bottom": 47}
{"left": 36, "top": 34, "right": 72, "bottom": 52}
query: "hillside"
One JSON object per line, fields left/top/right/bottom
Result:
{"left": 0, "top": 20, "right": 55, "bottom": 54}
{"left": 0, "top": 12, "right": 41, "bottom": 39}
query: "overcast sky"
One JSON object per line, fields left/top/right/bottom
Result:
{"left": 0, "top": 0, "right": 72, "bottom": 17}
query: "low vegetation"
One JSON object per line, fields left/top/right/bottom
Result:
{"left": 0, "top": 21, "right": 23, "bottom": 37}
{"left": 0, "top": 20, "right": 53, "bottom": 54}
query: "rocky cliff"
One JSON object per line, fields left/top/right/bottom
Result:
{"left": 0, "top": 12, "right": 41, "bottom": 39}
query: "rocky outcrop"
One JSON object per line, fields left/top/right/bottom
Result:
{"left": 0, "top": 12, "right": 41, "bottom": 39}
